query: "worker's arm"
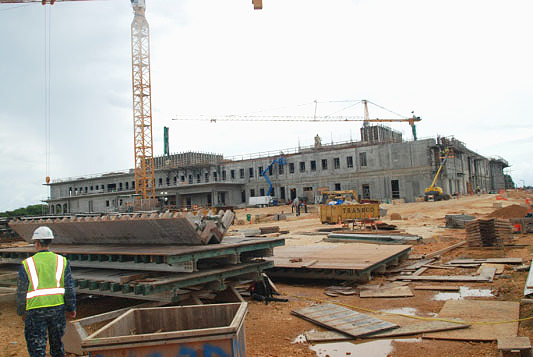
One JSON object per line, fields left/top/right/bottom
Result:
{"left": 16, "top": 264, "right": 28, "bottom": 316}
{"left": 63, "top": 261, "right": 76, "bottom": 318}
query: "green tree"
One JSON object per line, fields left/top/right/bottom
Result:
{"left": 0, "top": 204, "right": 48, "bottom": 218}
{"left": 504, "top": 174, "right": 515, "bottom": 189}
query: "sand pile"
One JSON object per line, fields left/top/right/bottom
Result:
{"left": 486, "top": 204, "right": 528, "bottom": 219}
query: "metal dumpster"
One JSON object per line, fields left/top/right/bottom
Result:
{"left": 81, "top": 302, "right": 247, "bottom": 357}
{"left": 320, "top": 203, "right": 380, "bottom": 224}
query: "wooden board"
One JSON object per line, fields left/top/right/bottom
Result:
{"left": 497, "top": 336, "right": 532, "bottom": 351}
{"left": 304, "top": 330, "right": 350, "bottom": 342}
{"left": 447, "top": 258, "right": 522, "bottom": 265}
{"left": 366, "top": 320, "right": 470, "bottom": 338}
{"left": 292, "top": 303, "right": 398, "bottom": 338}
{"left": 413, "top": 285, "right": 460, "bottom": 291}
{"left": 396, "top": 267, "right": 496, "bottom": 282}
{"left": 359, "top": 286, "right": 413, "bottom": 298}
{"left": 271, "top": 243, "right": 411, "bottom": 270}
{"left": 303, "top": 320, "right": 470, "bottom": 341}
{"left": 423, "top": 300, "right": 519, "bottom": 341}
{"left": 525, "top": 260, "right": 533, "bottom": 295}
{"left": 477, "top": 263, "right": 505, "bottom": 275}
{"left": 424, "top": 241, "right": 466, "bottom": 259}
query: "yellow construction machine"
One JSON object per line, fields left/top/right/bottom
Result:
{"left": 424, "top": 148, "right": 453, "bottom": 201}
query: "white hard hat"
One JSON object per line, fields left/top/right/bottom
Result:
{"left": 32, "top": 226, "right": 54, "bottom": 240}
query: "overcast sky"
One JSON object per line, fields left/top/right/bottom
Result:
{"left": 0, "top": 0, "right": 531, "bottom": 212}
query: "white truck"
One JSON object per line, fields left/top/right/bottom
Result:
{"left": 248, "top": 196, "right": 272, "bottom": 207}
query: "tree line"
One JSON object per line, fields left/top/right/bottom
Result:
{"left": 0, "top": 204, "right": 48, "bottom": 218}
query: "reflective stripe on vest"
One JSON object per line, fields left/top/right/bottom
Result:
{"left": 25, "top": 254, "right": 65, "bottom": 299}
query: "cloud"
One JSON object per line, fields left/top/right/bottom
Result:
{"left": 1, "top": 0, "right": 532, "bottom": 211}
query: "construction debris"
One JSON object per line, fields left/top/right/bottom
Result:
{"left": 259, "top": 226, "right": 280, "bottom": 234}
{"left": 325, "top": 232, "right": 422, "bottom": 244}
{"left": 497, "top": 336, "right": 532, "bottom": 357}
{"left": 366, "top": 320, "right": 469, "bottom": 338}
{"left": 476, "top": 263, "right": 505, "bottom": 275}
{"left": 445, "top": 214, "right": 475, "bottom": 228}
{"left": 422, "top": 241, "right": 467, "bottom": 259}
{"left": 324, "top": 286, "right": 357, "bottom": 297}
{"left": 446, "top": 258, "right": 523, "bottom": 265}
{"left": 413, "top": 285, "right": 460, "bottom": 291}
{"left": 395, "top": 266, "right": 497, "bottom": 282}
{"left": 303, "top": 319, "right": 469, "bottom": 341}
{"left": 359, "top": 285, "right": 413, "bottom": 298}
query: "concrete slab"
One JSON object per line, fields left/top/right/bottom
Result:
{"left": 9, "top": 210, "right": 234, "bottom": 245}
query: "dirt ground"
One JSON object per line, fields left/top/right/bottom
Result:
{"left": 1, "top": 191, "right": 532, "bottom": 356}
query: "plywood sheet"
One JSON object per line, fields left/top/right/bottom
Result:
{"left": 497, "top": 336, "right": 532, "bottom": 351}
{"left": 359, "top": 286, "right": 413, "bottom": 298}
{"left": 477, "top": 263, "right": 505, "bottom": 275}
{"left": 423, "top": 300, "right": 519, "bottom": 341}
{"left": 413, "top": 285, "right": 460, "bottom": 291}
{"left": 304, "top": 330, "right": 350, "bottom": 342}
{"left": 396, "top": 267, "right": 496, "bottom": 282}
{"left": 292, "top": 303, "right": 398, "bottom": 338}
{"left": 303, "top": 320, "right": 469, "bottom": 341}
{"left": 447, "top": 258, "right": 522, "bottom": 265}
{"left": 271, "top": 243, "right": 411, "bottom": 270}
{"left": 366, "top": 320, "right": 470, "bottom": 338}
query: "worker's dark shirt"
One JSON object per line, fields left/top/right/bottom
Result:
{"left": 16, "top": 250, "right": 76, "bottom": 316}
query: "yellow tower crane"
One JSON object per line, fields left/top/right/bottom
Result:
{"left": 1, "top": 0, "right": 156, "bottom": 201}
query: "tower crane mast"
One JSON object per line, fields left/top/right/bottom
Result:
{"left": 131, "top": 0, "right": 155, "bottom": 201}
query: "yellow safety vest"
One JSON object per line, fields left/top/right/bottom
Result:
{"left": 22, "top": 251, "right": 67, "bottom": 311}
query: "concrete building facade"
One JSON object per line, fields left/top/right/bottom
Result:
{"left": 45, "top": 126, "right": 508, "bottom": 214}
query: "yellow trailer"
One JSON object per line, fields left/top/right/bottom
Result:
{"left": 320, "top": 203, "right": 380, "bottom": 224}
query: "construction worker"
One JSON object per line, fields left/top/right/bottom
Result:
{"left": 292, "top": 197, "right": 300, "bottom": 216}
{"left": 16, "top": 226, "right": 76, "bottom": 357}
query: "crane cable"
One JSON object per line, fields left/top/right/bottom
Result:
{"left": 44, "top": 5, "right": 51, "bottom": 185}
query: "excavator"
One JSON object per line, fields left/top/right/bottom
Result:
{"left": 424, "top": 148, "right": 453, "bottom": 201}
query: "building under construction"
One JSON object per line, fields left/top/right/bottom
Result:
{"left": 45, "top": 125, "right": 509, "bottom": 214}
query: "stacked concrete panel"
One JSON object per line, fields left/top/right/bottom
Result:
{"left": 465, "top": 219, "right": 513, "bottom": 247}
{"left": 9, "top": 210, "right": 234, "bottom": 246}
